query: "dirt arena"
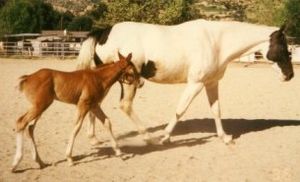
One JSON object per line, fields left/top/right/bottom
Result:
{"left": 0, "top": 58, "right": 300, "bottom": 182}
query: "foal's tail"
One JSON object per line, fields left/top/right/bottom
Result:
{"left": 18, "top": 75, "right": 28, "bottom": 92}
{"left": 76, "top": 26, "right": 112, "bottom": 70}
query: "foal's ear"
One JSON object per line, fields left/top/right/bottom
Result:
{"left": 126, "top": 53, "right": 132, "bottom": 62}
{"left": 118, "top": 51, "right": 126, "bottom": 60}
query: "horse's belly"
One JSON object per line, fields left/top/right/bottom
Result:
{"left": 145, "top": 62, "right": 188, "bottom": 84}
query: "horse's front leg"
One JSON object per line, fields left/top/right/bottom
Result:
{"left": 119, "top": 83, "right": 153, "bottom": 143}
{"left": 161, "top": 82, "right": 204, "bottom": 144}
{"left": 205, "top": 82, "right": 233, "bottom": 144}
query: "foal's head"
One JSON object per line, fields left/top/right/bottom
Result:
{"left": 267, "top": 25, "right": 294, "bottom": 81}
{"left": 117, "top": 52, "right": 141, "bottom": 86}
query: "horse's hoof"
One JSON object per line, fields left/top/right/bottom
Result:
{"left": 119, "top": 153, "right": 134, "bottom": 160}
{"left": 160, "top": 135, "right": 171, "bottom": 145}
{"left": 114, "top": 149, "right": 123, "bottom": 157}
{"left": 221, "top": 134, "right": 234, "bottom": 145}
{"left": 38, "top": 162, "right": 48, "bottom": 169}
{"left": 67, "top": 158, "right": 75, "bottom": 166}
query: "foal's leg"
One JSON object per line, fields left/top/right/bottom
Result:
{"left": 11, "top": 130, "right": 24, "bottom": 172}
{"left": 161, "top": 82, "right": 204, "bottom": 144}
{"left": 12, "top": 105, "right": 50, "bottom": 172}
{"left": 86, "top": 112, "right": 101, "bottom": 145}
{"left": 25, "top": 118, "right": 47, "bottom": 169}
{"left": 119, "top": 83, "right": 153, "bottom": 143}
{"left": 91, "top": 105, "right": 122, "bottom": 156}
{"left": 65, "top": 105, "right": 88, "bottom": 166}
{"left": 205, "top": 82, "right": 233, "bottom": 144}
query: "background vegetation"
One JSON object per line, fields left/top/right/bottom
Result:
{"left": 0, "top": 0, "right": 299, "bottom": 41}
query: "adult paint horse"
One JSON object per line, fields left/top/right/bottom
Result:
{"left": 77, "top": 19, "right": 294, "bottom": 145}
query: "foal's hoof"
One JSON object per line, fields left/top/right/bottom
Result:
{"left": 144, "top": 137, "right": 161, "bottom": 145}
{"left": 11, "top": 166, "right": 17, "bottom": 173}
{"left": 89, "top": 137, "right": 102, "bottom": 146}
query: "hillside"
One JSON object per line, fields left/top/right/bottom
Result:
{"left": 45, "top": 0, "right": 99, "bottom": 16}
{"left": 45, "top": 0, "right": 253, "bottom": 20}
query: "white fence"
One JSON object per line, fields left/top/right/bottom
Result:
{"left": 0, "top": 41, "right": 81, "bottom": 58}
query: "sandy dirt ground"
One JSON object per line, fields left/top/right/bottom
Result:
{"left": 0, "top": 58, "right": 300, "bottom": 182}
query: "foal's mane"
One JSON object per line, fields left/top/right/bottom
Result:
{"left": 93, "top": 60, "right": 136, "bottom": 72}
{"left": 95, "top": 62, "right": 115, "bottom": 69}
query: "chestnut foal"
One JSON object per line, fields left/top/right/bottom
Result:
{"left": 12, "top": 52, "right": 139, "bottom": 172}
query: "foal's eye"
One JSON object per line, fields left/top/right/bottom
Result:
{"left": 126, "top": 74, "right": 134, "bottom": 82}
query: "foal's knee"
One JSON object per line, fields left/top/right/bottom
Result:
{"left": 16, "top": 105, "right": 45, "bottom": 131}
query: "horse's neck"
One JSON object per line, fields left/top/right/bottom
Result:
{"left": 218, "top": 23, "right": 276, "bottom": 65}
{"left": 94, "top": 62, "right": 126, "bottom": 88}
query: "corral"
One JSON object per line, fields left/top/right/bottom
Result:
{"left": 0, "top": 58, "right": 300, "bottom": 181}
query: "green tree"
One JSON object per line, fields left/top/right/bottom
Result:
{"left": 247, "top": 0, "right": 300, "bottom": 42}
{"left": 39, "top": 2, "right": 61, "bottom": 30}
{"left": 246, "top": 0, "right": 285, "bottom": 26}
{"left": 95, "top": 0, "right": 200, "bottom": 26}
{"left": 86, "top": 2, "right": 107, "bottom": 20}
{"left": 0, "top": 0, "right": 41, "bottom": 36}
{"left": 281, "top": 0, "right": 300, "bottom": 42}
{"left": 67, "top": 16, "right": 93, "bottom": 31}
{"left": 0, "top": 0, "right": 6, "bottom": 7}
{"left": 57, "top": 11, "right": 74, "bottom": 30}
{"left": 0, "top": 0, "right": 64, "bottom": 37}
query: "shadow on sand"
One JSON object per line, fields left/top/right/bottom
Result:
{"left": 17, "top": 118, "right": 299, "bottom": 172}
{"left": 118, "top": 118, "right": 300, "bottom": 140}
{"left": 72, "top": 118, "right": 300, "bottom": 164}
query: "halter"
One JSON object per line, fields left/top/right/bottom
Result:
{"left": 119, "top": 63, "right": 140, "bottom": 85}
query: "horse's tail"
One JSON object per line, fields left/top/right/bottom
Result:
{"left": 76, "top": 37, "right": 97, "bottom": 69}
{"left": 76, "top": 26, "right": 112, "bottom": 70}
{"left": 18, "top": 75, "right": 28, "bottom": 92}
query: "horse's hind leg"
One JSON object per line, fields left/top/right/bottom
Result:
{"left": 25, "top": 117, "right": 47, "bottom": 169}
{"left": 119, "top": 83, "right": 153, "bottom": 143}
{"left": 91, "top": 105, "right": 122, "bottom": 156}
{"left": 205, "top": 82, "right": 233, "bottom": 144}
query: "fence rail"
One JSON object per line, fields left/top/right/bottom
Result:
{"left": 0, "top": 41, "right": 81, "bottom": 58}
